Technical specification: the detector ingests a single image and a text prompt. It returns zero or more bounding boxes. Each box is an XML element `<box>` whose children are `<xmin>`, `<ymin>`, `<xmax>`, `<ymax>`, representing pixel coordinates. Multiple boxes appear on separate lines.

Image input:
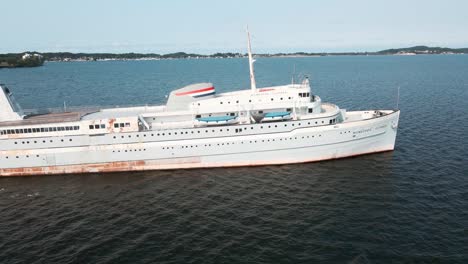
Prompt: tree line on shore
<box><xmin>1</xmin><ymin>46</ymin><xmax>467</xmax><ymax>68</ymax></box>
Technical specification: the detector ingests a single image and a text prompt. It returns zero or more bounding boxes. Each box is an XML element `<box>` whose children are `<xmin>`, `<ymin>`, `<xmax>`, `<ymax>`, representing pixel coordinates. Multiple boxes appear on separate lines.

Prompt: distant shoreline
<box><xmin>43</xmin><ymin>52</ymin><xmax>467</xmax><ymax>63</ymax></box>
<box><xmin>1</xmin><ymin>46</ymin><xmax>467</xmax><ymax>67</ymax></box>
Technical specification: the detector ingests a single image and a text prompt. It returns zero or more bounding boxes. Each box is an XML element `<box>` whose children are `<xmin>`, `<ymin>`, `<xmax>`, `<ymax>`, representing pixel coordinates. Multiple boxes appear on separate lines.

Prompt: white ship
<box><xmin>0</xmin><ymin>32</ymin><xmax>399</xmax><ymax>176</ymax></box>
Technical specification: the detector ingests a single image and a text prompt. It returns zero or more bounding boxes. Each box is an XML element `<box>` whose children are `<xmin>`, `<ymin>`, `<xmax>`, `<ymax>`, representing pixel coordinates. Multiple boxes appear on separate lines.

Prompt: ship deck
<box><xmin>0</xmin><ymin>112</ymin><xmax>84</xmax><ymax>127</ymax></box>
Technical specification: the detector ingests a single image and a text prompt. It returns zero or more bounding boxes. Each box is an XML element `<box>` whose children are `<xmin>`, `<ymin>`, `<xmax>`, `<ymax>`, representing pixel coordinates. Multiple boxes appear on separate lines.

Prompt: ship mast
<box><xmin>247</xmin><ymin>28</ymin><xmax>257</xmax><ymax>92</ymax></box>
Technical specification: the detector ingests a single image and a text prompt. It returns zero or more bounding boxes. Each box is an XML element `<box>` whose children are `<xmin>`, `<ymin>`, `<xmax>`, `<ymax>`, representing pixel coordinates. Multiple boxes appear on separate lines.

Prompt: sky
<box><xmin>1</xmin><ymin>0</ymin><xmax>467</xmax><ymax>54</ymax></box>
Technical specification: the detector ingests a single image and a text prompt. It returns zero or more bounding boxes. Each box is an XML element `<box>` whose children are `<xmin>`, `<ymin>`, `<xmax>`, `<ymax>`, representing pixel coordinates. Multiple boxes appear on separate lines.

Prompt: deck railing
<box><xmin>21</xmin><ymin>103</ymin><xmax>160</xmax><ymax>116</ymax></box>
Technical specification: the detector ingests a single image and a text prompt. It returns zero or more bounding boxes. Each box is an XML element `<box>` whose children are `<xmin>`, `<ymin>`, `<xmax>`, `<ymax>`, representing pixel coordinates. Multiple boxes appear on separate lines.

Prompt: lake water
<box><xmin>0</xmin><ymin>55</ymin><xmax>467</xmax><ymax>263</ymax></box>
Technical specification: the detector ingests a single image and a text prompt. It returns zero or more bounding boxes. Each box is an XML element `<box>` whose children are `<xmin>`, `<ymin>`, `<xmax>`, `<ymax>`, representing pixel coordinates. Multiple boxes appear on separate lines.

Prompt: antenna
<box><xmin>291</xmin><ymin>64</ymin><xmax>296</xmax><ymax>85</ymax></box>
<box><xmin>246</xmin><ymin>27</ymin><xmax>257</xmax><ymax>92</ymax></box>
<box><xmin>396</xmin><ymin>86</ymin><xmax>400</xmax><ymax>110</ymax></box>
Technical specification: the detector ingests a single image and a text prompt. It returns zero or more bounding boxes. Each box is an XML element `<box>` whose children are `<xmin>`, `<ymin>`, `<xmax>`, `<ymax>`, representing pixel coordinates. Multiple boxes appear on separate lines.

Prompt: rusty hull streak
<box><xmin>0</xmin><ymin>148</ymin><xmax>394</xmax><ymax>177</ymax></box>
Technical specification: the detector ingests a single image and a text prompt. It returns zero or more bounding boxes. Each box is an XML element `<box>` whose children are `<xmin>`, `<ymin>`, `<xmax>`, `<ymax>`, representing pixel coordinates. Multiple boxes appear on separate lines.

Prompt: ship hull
<box><xmin>0</xmin><ymin>110</ymin><xmax>399</xmax><ymax>177</ymax></box>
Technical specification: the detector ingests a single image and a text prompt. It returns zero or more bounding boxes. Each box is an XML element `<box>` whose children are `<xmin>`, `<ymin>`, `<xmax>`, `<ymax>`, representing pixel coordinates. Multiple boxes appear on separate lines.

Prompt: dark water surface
<box><xmin>1</xmin><ymin>56</ymin><xmax>467</xmax><ymax>263</ymax></box>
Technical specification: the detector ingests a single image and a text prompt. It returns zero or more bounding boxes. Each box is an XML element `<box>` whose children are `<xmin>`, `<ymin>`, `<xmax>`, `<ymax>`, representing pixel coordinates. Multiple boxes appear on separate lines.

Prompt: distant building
<box><xmin>22</xmin><ymin>53</ymin><xmax>32</xmax><ymax>60</ymax></box>
<box><xmin>22</xmin><ymin>53</ymin><xmax>43</xmax><ymax>60</ymax></box>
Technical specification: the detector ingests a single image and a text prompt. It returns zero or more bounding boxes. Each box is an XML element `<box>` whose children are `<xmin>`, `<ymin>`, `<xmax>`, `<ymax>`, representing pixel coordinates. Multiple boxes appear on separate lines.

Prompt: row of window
<box><xmin>299</xmin><ymin>92</ymin><xmax>310</xmax><ymax>97</ymax></box>
<box><xmin>212</xmin><ymin>97</ymin><xmax>296</xmax><ymax>106</ymax></box>
<box><xmin>113</xmin><ymin>122</ymin><xmax>131</xmax><ymax>128</ymax></box>
<box><xmin>14</xmin><ymin>138</ymin><xmax>73</xmax><ymax>145</ymax></box>
<box><xmin>162</xmin><ymin>134</ymin><xmax>324</xmax><ymax>150</ymax></box>
<box><xmin>2</xmin><ymin>154</ymin><xmax>40</xmax><ymax>159</ymax></box>
<box><xmin>1</xmin><ymin>126</ymin><xmax>80</xmax><ymax>135</ymax></box>
<box><xmin>112</xmin><ymin>149</ymin><xmax>146</xmax><ymax>153</ymax></box>
<box><xmin>89</xmin><ymin>124</ymin><xmax>106</xmax><ymax>130</ymax></box>
<box><xmin>89</xmin><ymin>122</ymin><xmax>131</xmax><ymax>130</ymax></box>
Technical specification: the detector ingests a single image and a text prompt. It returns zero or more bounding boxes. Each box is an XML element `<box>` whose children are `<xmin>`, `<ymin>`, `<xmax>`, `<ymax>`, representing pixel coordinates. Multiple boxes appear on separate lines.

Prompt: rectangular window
<box><xmin>119</xmin><ymin>123</ymin><xmax>124</xmax><ymax>128</ymax></box>
<box><xmin>65</xmin><ymin>127</ymin><xmax>70</xmax><ymax>131</ymax></box>
<box><xmin>15</xmin><ymin>129</ymin><xmax>20</xmax><ymax>134</ymax></box>
<box><xmin>195</xmin><ymin>114</ymin><xmax>201</xmax><ymax>118</ymax></box>
<box><xmin>100</xmin><ymin>124</ymin><xmax>105</xmax><ymax>129</ymax></box>
<box><xmin>125</xmin><ymin>123</ymin><xmax>130</xmax><ymax>127</ymax></box>
<box><xmin>94</xmin><ymin>124</ymin><xmax>100</xmax><ymax>129</ymax></box>
<box><xmin>52</xmin><ymin>127</ymin><xmax>57</xmax><ymax>132</ymax></box>
<box><xmin>114</xmin><ymin>123</ymin><xmax>119</xmax><ymax>128</ymax></box>
<box><xmin>308</xmin><ymin>108</ymin><xmax>313</xmax><ymax>113</ymax></box>
<box><xmin>74</xmin><ymin>126</ymin><xmax>79</xmax><ymax>130</ymax></box>
<box><xmin>45</xmin><ymin>128</ymin><xmax>49</xmax><ymax>132</ymax></box>
<box><xmin>89</xmin><ymin>125</ymin><xmax>94</xmax><ymax>129</ymax></box>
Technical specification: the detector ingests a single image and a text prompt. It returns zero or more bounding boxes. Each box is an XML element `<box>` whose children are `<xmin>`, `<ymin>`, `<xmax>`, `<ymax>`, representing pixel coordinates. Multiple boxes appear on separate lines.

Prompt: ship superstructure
<box><xmin>0</xmin><ymin>32</ymin><xmax>399</xmax><ymax>176</ymax></box>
